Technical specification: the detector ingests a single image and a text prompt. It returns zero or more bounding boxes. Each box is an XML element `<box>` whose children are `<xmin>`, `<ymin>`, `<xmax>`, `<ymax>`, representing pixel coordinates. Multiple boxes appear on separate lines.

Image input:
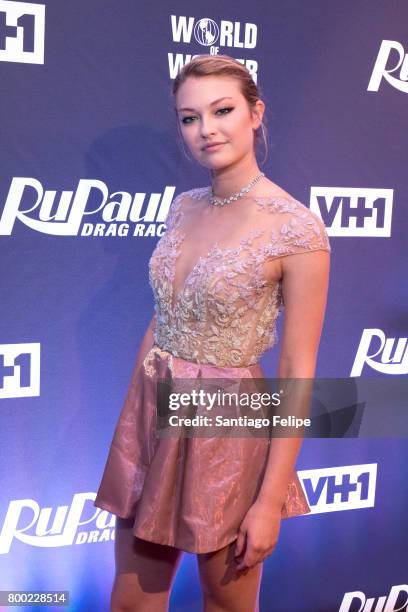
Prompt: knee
<box><xmin>200</xmin><ymin>568</ymin><xmax>261</xmax><ymax>612</ymax></box>
<box><xmin>110</xmin><ymin>590</ymin><xmax>137</xmax><ymax>612</ymax></box>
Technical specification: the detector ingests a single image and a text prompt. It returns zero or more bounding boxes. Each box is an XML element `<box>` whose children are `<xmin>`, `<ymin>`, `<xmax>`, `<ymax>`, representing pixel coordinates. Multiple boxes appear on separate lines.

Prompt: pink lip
<box><xmin>203</xmin><ymin>143</ymin><xmax>225</xmax><ymax>151</ymax></box>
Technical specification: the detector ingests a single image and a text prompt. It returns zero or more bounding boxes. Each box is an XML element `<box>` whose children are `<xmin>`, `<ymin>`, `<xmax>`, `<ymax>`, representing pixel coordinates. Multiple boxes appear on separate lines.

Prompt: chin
<box><xmin>199</xmin><ymin>155</ymin><xmax>233</xmax><ymax>170</ymax></box>
<box><xmin>204</xmin><ymin>162</ymin><xmax>229</xmax><ymax>172</ymax></box>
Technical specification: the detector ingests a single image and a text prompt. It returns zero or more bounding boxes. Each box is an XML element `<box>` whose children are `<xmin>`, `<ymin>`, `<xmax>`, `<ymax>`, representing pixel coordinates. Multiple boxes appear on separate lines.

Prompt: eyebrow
<box><xmin>177</xmin><ymin>96</ymin><xmax>234</xmax><ymax>112</ymax></box>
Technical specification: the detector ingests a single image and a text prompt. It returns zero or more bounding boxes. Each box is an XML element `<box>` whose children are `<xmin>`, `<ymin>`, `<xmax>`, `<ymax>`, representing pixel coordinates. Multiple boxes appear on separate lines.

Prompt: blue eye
<box><xmin>216</xmin><ymin>107</ymin><xmax>234</xmax><ymax>115</ymax></box>
<box><xmin>180</xmin><ymin>107</ymin><xmax>234</xmax><ymax>125</ymax></box>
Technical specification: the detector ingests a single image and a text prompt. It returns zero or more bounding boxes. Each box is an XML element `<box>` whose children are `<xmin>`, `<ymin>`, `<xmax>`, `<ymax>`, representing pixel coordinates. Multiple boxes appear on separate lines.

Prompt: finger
<box><xmin>234</xmin><ymin>531</ymin><xmax>245</xmax><ymax>557</ymax></box>
<box><xmin>236</xmin><ymin>545</ymin><xmax>273</xmax><ymax>570</ymax></box>
<box><xmin>251</xmin><ymin>547</ymin><xmax>275</xmax><ymax>567</ymax></box>
<box><xmin>236</xmin><ymin>547</ymin><xmax>257</xmax><ymax>571</ymax></box>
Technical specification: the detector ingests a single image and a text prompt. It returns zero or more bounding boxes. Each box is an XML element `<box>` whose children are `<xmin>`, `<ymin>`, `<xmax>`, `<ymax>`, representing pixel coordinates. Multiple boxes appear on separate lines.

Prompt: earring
<box><xmin>260</xmin><ymin>123</ymin><xmax>266</xmax><ymax>147</ymax></box>
<box><xmin>260</xmin><ymin>123</ymin><xmax>268</xmax><ymax>164</ymax></box>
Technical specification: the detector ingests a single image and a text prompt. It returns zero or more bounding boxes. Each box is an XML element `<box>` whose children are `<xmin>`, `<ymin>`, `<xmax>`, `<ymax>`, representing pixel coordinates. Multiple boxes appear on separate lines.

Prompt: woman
<box><xmin>94</xmin><ymin>54</ymin><xmax>331</xmax><ymax>611</ymax></box>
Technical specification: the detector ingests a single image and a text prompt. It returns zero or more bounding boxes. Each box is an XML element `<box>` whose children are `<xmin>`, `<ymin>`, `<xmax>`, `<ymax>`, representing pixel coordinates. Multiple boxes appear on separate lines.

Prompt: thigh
<box><xmin>197</xmin><ymin>540</ymin><xmax>263</xmax><ymax>612</ymax></box>
<box><xmin>112</xmin><ymin>516</ymin><xmax>183</xmax><ymax>612</ymax></box>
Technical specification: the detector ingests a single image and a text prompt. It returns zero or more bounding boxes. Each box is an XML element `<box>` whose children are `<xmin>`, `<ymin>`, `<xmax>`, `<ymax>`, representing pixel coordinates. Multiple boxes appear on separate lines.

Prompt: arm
<box><xmin>256</xmin><ymin>249</ymin><xmax>330</xmax><ymax>507</ymax></box>
<box><xmin>133</xmin><ymin>312</ymin><xmax>157</xmax><ymax>374</ymax></box>
<box><xmin>234</xmin><ymin>249</ymin><xmax>330</xmax><ymax>570</ymax></box>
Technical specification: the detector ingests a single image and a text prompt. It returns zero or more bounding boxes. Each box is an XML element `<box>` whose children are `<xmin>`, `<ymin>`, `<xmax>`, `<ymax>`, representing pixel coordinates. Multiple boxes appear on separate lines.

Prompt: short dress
<box><xmin>93</xmin><ymin>186</ymin><xmax>331</xmax><ymax>553</ymax></box>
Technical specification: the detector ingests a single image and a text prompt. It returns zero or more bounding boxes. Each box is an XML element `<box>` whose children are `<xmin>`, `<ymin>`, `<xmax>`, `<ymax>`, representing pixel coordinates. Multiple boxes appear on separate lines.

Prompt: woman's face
<box><xmin>175</xmin><ymin>75</ymin><xmax>264</xmax><ymax>170</ymax></box>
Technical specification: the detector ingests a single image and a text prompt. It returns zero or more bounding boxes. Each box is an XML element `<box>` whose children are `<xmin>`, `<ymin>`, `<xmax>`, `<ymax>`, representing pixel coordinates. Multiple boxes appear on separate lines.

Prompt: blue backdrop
<box><xmin>1</xmin><ymin>1</ymin><xmax>407</xmax><ymax>610</ymax></box>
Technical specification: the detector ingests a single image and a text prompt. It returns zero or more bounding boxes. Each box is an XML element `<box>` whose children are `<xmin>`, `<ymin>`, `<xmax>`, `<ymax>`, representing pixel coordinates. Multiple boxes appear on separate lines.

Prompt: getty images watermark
<box><xmin>165</xmin><ymin>385</ymin><xmax>309</xmax><ymax>431</ymax></box>
<box><xmin>155</xmin><ymin>376</ymin><xmax>408</xmax><ymax>438</ymax></box>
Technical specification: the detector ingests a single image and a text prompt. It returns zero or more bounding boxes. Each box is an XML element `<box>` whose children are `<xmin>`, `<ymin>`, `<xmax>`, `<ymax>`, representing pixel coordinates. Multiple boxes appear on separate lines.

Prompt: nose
<box><xmin>199</xmin><ymin>113</ymin><xmax>217</xmax><ymax>138</ymax></box>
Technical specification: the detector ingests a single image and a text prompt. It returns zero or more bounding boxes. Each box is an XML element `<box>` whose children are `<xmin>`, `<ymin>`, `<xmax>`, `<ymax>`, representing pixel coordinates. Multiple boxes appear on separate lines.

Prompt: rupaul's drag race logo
<box><xmin>0</xmin><ymin>178</ymin><xmax>175</xmax><ymax>237</ymax></box>
<box><xmin>339</xmin><ymin>584</ymin><xmax>408</xmax><ymax>612</ymax></box>
<box><xmin>351</xmin><ymin>329</ymin><xmax>408</xmax><ymax>376</ymax></box>
<box><xmin>168</xmin><ymin>15</ymin><xmax>259</xmax><ymax>82</ymax></box>
<box><xmin>0</xmin><ymin>493</ymin><xmax>114</xmax><ymax>554</ymax></box>
<box><xmin>368</xmin><ymin>39</ymin><xmax>408</xmax><ymax>93</ymax></box>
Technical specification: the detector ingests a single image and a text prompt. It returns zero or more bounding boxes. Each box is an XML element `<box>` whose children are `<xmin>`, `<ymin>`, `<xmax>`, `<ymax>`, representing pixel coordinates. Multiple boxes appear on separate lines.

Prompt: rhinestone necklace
<box><xmin>209</xmin><ymin>172</ymin><xmax>265</xmax><ymax>206</ymax></box>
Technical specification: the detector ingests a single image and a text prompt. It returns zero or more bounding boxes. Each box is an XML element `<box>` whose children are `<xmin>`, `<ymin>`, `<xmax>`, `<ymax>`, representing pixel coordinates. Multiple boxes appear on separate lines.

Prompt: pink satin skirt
<box><xmin>93</xmin><ymin>345</ymin><xmax>311</xmax><ymax>553</ymax></box>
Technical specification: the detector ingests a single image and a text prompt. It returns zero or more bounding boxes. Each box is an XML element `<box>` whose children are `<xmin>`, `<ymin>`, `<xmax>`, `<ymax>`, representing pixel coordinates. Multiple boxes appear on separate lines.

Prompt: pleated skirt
<box><xmin>93</xmin><ymin>344</ymin><xmax>311</xmax><ymax>553</ymax></box>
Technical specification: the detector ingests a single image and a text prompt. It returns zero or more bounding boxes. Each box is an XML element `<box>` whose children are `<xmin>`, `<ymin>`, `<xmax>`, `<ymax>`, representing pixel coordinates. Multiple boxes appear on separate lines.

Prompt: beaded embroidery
<box><xmin>148</xmin><ymin>187</ymin><xmax>331</xmax><ymax>367</ymax></box>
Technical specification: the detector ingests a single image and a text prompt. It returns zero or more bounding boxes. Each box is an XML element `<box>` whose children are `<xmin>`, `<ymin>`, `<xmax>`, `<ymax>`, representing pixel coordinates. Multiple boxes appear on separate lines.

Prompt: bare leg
<box><xmin>197</xmin><ymin>539</ymin><xmax>263</xmax><ymax>612</ymax></box>
<box><xmin>111</xmin><ymin>517</ymin><xmax>183</xmax><ymax>612</ymax></box>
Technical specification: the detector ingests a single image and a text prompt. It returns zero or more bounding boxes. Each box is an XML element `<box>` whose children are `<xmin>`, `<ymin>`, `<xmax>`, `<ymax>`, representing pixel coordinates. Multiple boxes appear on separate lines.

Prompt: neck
<box><xmin>210</xmin><ymin>155</ymin><xmax>263</xmax><ymax>198</ymax></box>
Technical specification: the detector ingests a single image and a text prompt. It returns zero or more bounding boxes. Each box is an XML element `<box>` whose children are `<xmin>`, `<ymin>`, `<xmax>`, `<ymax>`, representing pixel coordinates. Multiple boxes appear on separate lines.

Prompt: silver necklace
<box><xmin>210</xmin><ymin>172</ymin><xmax>265</xmax><ymax>206</ymax></box>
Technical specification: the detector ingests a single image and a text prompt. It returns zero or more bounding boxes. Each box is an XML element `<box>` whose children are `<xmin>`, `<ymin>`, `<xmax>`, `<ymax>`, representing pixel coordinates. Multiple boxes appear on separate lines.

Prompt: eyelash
<box><xmin>180</xmin><ymin>107</ymin><xmax>234</xmax><ymax>125</ymax></box>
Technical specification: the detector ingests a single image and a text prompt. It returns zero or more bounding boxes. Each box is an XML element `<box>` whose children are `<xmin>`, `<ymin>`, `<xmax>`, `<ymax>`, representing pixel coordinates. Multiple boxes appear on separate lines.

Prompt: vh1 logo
<box><xmin>310</xmin><ymin>187</ymin><xmax>393</xmax><ymax>237</ymax></box>
<box><xmin>0</xmin><ymin>343</ymin><xmax>40</xmax><ymax>398</ymax></box>
<box><xmin>298</xmin><ymin>463</ymin><xmax>377</xmax><ymax>513</ymax></box>
<box><xmin>0</xmin><ymin>1</ymin><xmax>45</xmax><ymax>64</ymax></box>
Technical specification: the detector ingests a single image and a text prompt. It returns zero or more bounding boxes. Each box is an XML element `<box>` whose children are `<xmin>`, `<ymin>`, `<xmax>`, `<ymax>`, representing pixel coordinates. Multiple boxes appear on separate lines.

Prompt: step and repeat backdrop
<box><xmin>1</xmin><ymin>1</ymin><xmax>407</xmax><ymax>610</ymax></box>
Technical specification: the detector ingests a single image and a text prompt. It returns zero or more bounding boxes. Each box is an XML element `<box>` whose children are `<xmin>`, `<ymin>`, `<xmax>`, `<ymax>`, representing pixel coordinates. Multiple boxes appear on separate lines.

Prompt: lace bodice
<box><xmin>148</xmin><ymin>186</ymin><xmax>331</xmax><ymax>367</ymax></box>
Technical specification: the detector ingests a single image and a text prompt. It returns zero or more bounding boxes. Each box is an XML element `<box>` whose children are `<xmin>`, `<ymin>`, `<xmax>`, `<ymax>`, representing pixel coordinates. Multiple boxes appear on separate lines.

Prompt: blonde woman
<box><xmin>94</xmin><ymin>54</ymin><xmax>331</xmax><ymax>611</ymax></box>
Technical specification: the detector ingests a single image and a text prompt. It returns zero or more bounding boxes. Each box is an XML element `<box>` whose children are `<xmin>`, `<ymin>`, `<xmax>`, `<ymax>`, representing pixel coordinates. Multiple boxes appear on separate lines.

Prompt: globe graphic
<box><xmin>194</xmin><ymin>18</ymin><xmax>219</xmax><ymax>46</ymax></box>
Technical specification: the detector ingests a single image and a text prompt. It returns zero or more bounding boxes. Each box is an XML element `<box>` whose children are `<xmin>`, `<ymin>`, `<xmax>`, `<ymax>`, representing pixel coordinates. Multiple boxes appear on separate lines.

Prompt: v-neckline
<box><xmin>165</xmin><ymin>190</ymin><xmax>297</xmax><ymax>314</ymax></box>
<box><xmin>169</xmin><ymin>228</ymin><xmax>216</xmax><ymax>312</ymax></box>
<box><xmin>168</xmin><ymin>226</ymin><xmax>265</xmax><ymax>313</ymax></box>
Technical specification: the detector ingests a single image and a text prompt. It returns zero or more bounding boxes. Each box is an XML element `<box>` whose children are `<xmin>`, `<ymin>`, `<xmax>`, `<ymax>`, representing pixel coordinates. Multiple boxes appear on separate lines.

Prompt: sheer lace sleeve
<box><xmin>265</xmin><ymin>203</ymin><xmax>331</xmax><ymax>260</ymax></box>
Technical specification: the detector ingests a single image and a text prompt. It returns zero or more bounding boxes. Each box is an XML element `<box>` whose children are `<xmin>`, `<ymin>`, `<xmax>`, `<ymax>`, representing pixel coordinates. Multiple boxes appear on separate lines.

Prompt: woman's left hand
<box><xmin>234</xmin><ymin>499</ymin><xmax>282</xmax><ymax>571</ymax></box>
